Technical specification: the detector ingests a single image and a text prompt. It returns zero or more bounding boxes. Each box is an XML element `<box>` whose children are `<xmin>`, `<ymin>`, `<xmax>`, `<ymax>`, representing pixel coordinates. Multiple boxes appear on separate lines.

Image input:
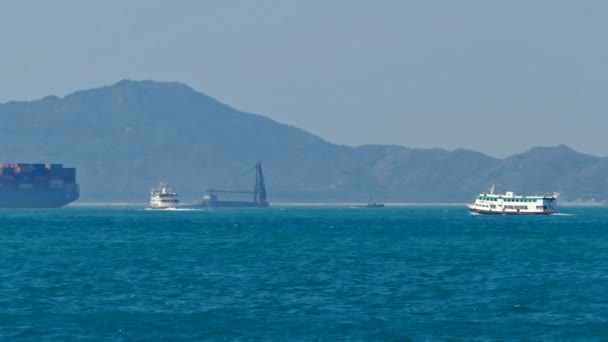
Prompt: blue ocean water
<box><xmin>1</xmin><ymin>206</ymin><xmax>608</xmax><ymax>340</ymax></box>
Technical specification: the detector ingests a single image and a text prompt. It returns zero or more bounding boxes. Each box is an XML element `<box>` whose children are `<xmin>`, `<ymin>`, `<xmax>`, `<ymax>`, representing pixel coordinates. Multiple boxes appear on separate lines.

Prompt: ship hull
<box><xmin>358</xmin><ymin>203</ymin><xmax>385</xmax><ymax>208</ymax></box>
<box><xmin>180</xmin><ymin>201</ymin><xmax>269</xmax><ymax>209</ymax></box>
<box><xmin>149</xmin><ymin>205</ymin><xmax>179</xmax><ymax>209</ymax></box>
<box><xmin>206</xmin><ymin>201</ymin><xmax>269</xmax><ymax>208</ymax></box>
<box><xmin>468</xmin><ymin>206</ymin><xmax>555</xmax><ymax>215</ymax></box>
<box><xmin>0</xmin><ymin>189</ymin><xmax>79</xmax><ymax>208</ymax></box>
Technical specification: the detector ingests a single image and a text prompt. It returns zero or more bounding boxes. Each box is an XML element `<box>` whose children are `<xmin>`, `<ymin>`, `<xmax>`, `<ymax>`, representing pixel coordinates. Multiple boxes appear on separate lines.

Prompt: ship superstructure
<box><xmin>468</xmin><ymin>185</ymin><xmax>558</xmax><ymax>215</ymax></box>
<box><xmin>150</xmin><ymin>182</ymin><xmax>180</xmax><ymax>209</ymax></box>
<box><xmin>0</xmin><ymin>163</ymin><xmax>79</xmax><ymax>208</ymax></box>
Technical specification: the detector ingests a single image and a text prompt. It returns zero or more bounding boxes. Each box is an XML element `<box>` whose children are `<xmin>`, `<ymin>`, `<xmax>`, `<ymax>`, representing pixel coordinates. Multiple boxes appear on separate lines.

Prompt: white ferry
<box><xmin>468</xmin><ymin>185</ymin><xmax>558</xmax><ymax>215</ymax></box>
<box><xmin>150</xmin><ymin>182</ymin><xmax>180</xmax><ymax>209</ymax></box>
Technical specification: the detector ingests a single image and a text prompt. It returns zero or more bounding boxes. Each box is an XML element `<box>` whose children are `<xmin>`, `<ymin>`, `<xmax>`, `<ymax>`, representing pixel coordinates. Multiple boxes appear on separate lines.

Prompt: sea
<box><xmin>1</xmin><ymin>206</ymin><xmax>608</xmax><ymax>340</ymax></box>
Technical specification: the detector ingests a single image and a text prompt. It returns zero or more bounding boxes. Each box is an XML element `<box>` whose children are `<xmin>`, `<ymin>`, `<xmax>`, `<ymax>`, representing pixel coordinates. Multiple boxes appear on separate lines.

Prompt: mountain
<box><xmin>0</xmin><ymin>80</ymin><xmax>606</xmax><ymax>203</ymax></box>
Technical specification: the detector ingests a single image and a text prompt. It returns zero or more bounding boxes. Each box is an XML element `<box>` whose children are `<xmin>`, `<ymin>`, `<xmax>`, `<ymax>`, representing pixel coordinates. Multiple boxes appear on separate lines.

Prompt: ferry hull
<box><xmin>149</xmin><ymin>205</ymin><xmax>179</xmax><ymax>210</ymax></box>
<box><xmin>468</xmin><ymin>207</ymin><xmax>555</xmax><ymax>215</ymax></box>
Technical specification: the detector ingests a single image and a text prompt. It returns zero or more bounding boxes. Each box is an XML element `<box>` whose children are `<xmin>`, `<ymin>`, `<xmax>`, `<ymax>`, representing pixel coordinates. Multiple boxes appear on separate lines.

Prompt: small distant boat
<box><xmin>363</xmin><ymin>201</ymin><xmax>385</xmax><ymax>208</ymax></box>
<box><xmin>359</xmin><ymin>193</ymin><xmax>385</xmax><ymax>208</ymax></box>
<box><xmin>468</xmin><ymin>185</ymin><xmax>558</xmax><ymax>215</ymax></box>
<box><xmin>150</xmin><ymin>182</ymin><xmax>180</xmax><ymax>209</ymax></box>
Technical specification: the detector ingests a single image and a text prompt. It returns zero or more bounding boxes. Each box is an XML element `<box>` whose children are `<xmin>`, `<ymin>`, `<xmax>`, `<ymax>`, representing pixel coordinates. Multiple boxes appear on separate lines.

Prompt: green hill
<box><xmin>1</xmin><ymin>80</ymin><xmax>606</xmax><ymax>203</ymax></box>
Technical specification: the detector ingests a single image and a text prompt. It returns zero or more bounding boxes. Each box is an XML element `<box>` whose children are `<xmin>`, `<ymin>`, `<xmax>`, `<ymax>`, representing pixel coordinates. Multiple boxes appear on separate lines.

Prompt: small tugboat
<box><xmin>468</xmin><ymin>185</ymin><xmax>558</xmax><ymax>215</ymax></box>
<box><xmin>150</xmin><ymin>182</ymin><xmax>180</xmax><ymax>209</ymax></box>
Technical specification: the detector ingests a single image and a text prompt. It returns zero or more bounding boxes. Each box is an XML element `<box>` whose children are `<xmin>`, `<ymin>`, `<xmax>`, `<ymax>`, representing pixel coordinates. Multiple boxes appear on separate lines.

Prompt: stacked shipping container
<box><xmin>0</xmin><ymin>163</ymin><xmax>79</xmax><ymax>207</ymax></box>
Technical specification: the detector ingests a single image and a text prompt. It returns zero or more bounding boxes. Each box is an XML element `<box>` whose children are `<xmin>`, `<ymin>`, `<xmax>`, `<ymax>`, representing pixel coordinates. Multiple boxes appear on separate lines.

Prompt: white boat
<box><xmin>468</xmin><ymin>185</ymin><xmax>558</xmax><ymax>215</ymax></box>
<box><xmin>358</xmin><ymin>193</ymin><xmax>385</xmax><ymax>208</ymax></box>
<box><xmin>150</xmin><ymin>182</ymin><xmax>180</xmax><ymax>209</ymax></box>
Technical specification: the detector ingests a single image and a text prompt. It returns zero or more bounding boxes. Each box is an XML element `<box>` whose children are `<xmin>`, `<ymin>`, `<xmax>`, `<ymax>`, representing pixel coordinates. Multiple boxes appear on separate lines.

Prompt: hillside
<box><xmin>0</xmin><ymin>80</ymin><xmax>606</xmax><ymax>203</ymax></box>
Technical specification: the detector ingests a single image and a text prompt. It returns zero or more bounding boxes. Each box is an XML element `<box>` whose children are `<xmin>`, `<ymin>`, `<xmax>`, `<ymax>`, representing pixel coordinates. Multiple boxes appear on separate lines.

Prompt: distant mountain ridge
<box><xmin>1</xmin><ymin>80</ymin><xmax>607</xmax><ymax>203</ymax></box>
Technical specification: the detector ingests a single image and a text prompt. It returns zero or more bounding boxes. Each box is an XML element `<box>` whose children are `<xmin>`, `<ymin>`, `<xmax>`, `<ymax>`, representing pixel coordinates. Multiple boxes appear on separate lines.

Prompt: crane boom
<box><xmin>206</xmin><ymin>189</ymin><xmax>255</xmax><ymax>194</ymax></box>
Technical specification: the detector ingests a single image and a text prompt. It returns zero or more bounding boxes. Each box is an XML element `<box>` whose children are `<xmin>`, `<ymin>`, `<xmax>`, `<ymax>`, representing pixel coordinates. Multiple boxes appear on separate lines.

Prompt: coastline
<box><xmin>69</xmin><ymin>201</ymin><xmax>607</xmax><ymax>208</ymax></box>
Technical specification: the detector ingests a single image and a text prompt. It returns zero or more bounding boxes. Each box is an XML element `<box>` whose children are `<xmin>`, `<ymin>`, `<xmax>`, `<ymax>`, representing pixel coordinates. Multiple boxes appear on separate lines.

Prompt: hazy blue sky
<box><xmin>1</xmin><ymin>1</ymin><xmax>607</xmax><ymax>157</ymax></box>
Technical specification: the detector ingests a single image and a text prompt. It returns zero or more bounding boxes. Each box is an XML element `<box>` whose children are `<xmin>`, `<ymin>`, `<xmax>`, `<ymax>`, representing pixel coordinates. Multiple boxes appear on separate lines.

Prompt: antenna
<box><xmin>490</xmin><ymin>184</ymin><xmax>495</xmax><ymax>195</ymax></box>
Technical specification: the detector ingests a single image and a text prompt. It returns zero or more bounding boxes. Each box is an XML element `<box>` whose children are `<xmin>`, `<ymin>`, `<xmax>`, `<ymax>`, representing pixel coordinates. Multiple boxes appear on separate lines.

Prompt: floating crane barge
<box><xmin>186</xmin><ymin>162</ymin><xmax>269</xmax><ymax>208</ymax></box>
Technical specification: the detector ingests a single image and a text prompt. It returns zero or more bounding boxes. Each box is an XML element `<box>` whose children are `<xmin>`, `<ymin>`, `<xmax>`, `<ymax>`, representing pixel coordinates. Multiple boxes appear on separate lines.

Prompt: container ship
<box><xmin>0</xmin><ymin>163</ymin><xmax>79</xmax><ymax>208</ymax></box>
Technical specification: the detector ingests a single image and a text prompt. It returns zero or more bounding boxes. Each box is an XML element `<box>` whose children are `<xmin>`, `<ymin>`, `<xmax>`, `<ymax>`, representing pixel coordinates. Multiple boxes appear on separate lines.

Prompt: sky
<box><xmin>0</xmin><ymin>0</ymin><xmax>607</xmax><ymax>158</ymax></box>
